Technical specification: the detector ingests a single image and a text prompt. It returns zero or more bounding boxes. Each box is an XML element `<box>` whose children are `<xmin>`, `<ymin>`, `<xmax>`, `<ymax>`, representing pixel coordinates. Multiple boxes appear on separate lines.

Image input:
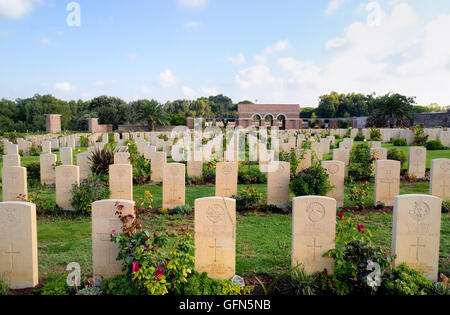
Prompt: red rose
<box><xmin>338</xmin><ymin>212</ymin><xmax>344</xmax><ymax>219</ymax></box>
<box><xmin>357</xmin><ymin>223</ymin><xmax>364</xmax><ymax>232</ymax></box>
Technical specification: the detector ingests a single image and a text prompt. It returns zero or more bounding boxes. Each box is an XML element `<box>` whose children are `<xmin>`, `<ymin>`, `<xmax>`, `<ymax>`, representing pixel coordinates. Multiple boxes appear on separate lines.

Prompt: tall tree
<box><xmin>132</xmin><ymin>99</ymin><xmax>168</xmax><ymax>131</ymax></box>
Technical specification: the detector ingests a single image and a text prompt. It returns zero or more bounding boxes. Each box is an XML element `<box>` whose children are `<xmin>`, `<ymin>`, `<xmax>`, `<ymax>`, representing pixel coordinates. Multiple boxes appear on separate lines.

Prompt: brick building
<box><xmin>237</xmin><ymin>104</ymin><xmax>302</xmax><ymax>130</ymax></box>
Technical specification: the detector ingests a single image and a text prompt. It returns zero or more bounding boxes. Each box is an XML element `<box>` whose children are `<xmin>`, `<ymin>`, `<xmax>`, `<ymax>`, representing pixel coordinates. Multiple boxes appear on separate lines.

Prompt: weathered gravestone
<box><xmin>194</xmin><ymin>197</ymin><xmax>236</xmax><ymax>280</ymax></box>
<box><xmin>430</xmin><ymin>159</ymin><xmax>450</xmax><ymax>200</ymax></box>
<box><xmin>322</xmin><ymin>160</ymin><xmax>345</xmax><ymax>207</ymax></box>
<box><xmin>77</xmin><ymin>153</ymin><xmax>91</xmax><ymax>181</ymax></box>
<box><xmin>267</xmin><ymin>162</ymin><xmax>290</xmax><ymax>207</ymax></box>
<box><xmin>215</xmin><ymin>162</ymin><xmax>238</xmax><ymax>198</ymax></box>
<box><xmin>40</xmin><ymin>153</ymin><xmax>57</xmax><ymax>185</ymax></box>
<box><xmin>2</xmin><ymin>166</ymin><xmax>27</xmax><ymax>202</ymax></box>
<box><xmin>296</xmin><ymin>149</ymin><xmax>312</xmax><ymax>172</ymax></box>
<box><xmin>60</xmin><ymin>147</ymin><xmax>73</xmax><ymax>165</ymax></box>
<box><xmin>371</xmin><ymin>148</ymin><xmax>387</xmax><ymax>161</ymax></box>
<box><xmin>2</xmin><ymin>154</ymin><xmax>20</xmax><ymax>167</ymax></box>
<box><xmin>42</xmin><ymin>141</ymin><xmax>52</xmax><ymax>154</ymax></box>
<box><xmin>7</xmin><ymin>143</ymin><xmax>18</xmax><ymax>155</ymax></box>
<box><xmin>150</xmin><ymin>151</ymin><xmax>166</xmax><ymax>182</ymax></box>
<box><xmin>163</xmin><ymin>163</ymin><xmax>185</xmax><ymax>209</ymax></box>
<box><xmin>55</xmin><ymin>165</ymin><xmax>80</xmax><ymax>210</ymax></box>
<box><xmin>0</xmin><ymin>202</ymin><xmax>38</xmax><ymax>289</ymax></box>
<box><xmin>292</xmin><ymin>196</ymin><xmax>336</xmax><ymax>274</ymax></box>
<box><xmin>392</xmin><ymin>194</ymin><xmax>442</xmax><ymax>282</ymax></box>
<box><xmin>187</xmin><ymin>157</ymin><xmax>203</xmax><ymax>179</ymax></box>
<box><xmin>374</xmin><ymin>160</ymin><xmax>400</xmax><ymax>206</ymax></box>
<box><xmin>109</xmin><ymin>164</ymin><xmax>133</xmax><ymax>200</ymax></box>
<box><xmin>114</xmin><ymin>152</ymin><xmax>130</xmax><ymax>164</ymax></box>
<box><xmin>408</xmin><ymin>147</ymin><xmax>426</xmax><ymax>179</ymax></box>
<box><xmin>92</xmin><ymin>199</ymin><xmax>135</xmax><ymax>280</ymax></box>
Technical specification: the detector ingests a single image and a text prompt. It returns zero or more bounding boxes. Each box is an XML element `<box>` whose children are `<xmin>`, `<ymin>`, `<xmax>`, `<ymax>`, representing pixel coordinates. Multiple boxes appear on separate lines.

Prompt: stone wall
<box><xmin>414</xmin><ymin>112</ymin><xmax>450</xmax><ymax>127</ymax></box>
<box><xmin>88</xmin><ymin>118</ymin><xmax>113</xmax><ymax>133</ymax></box>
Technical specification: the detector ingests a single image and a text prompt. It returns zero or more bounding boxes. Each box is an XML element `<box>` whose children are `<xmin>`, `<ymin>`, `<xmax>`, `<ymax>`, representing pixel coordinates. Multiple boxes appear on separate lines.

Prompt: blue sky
<box><xmin>1</xmin><ymin>0</ymin><xmax>450</xmax><ymax>107</ymax></box>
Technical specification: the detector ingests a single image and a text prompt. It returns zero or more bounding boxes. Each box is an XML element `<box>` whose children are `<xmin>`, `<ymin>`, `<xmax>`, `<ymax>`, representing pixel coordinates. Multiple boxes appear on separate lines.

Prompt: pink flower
<box><xmin>357</xmin><ymin>223</ymin><xmax>364</xmax><ymax>232</ymax></box>
<box><xmin>132</xmin><ymin>262</ymin><xmax>141</xmax><ymax>273</ymax></box>
<box><xmin>247</xmin><ymin>186</ymin><xmax>250</xmax><ymax>190</ymax></box>
<box><xmin>155</xmin><ymin>266</ymin><xmax>165</xmax><ymax>277</ymax></box>
<box><xmin>110</xmin><ymin>229</ymin><xmax>116</xmax><ymax>237</ymax></box>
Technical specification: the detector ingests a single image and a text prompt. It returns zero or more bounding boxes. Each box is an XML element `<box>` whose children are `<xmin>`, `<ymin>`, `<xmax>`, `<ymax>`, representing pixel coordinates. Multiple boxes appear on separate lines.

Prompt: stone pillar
<box><xmin>45</xmin><ymin>115</ymin><xmax>62</xmax><ymax>134</ymax></box>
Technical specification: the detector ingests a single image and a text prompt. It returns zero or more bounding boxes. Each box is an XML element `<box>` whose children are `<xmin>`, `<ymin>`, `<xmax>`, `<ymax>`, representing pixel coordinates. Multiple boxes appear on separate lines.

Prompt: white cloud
<box><xmin>200</xmin><ymin>87</ymin><xmax>218</xmax><ymax>96</ymax></box>
<box><xmin>0</xmin><ymin>0</ymin><xmax>40</xmax><ymax>19</ymax></box>
<box><xmin>183</xmin><ymin>21</ymin><xmax>202</xmax><ymax>29</ymax></box>
<box><xmin>54</xmin><ymin>82</ymin><xmax>74</xmax><ymax>93</ymax></box>
<box><xmin>264</xmin><ymin>40</ymin><xmax>290</xmax><ymax>55</ymax></box>
<box><xmin>179</xmin><ymin>0</ymin><xmax>208</xmax><ymax>8</ymax></box>
<box><xmin>182</xmin><ymin>86</ymin><xmax>196</xmax><ymax>98</ymax></box>
<box><xmin>235</xmin><ymin>65</ymin><xmax>277</xmax><ymax>89</ymax></box>
<box><xmin>158</xmin><ymin>70</ymin><xmax>178</xmax><ymax>88</ymax></box>
<box><xmin>326</xmin><ymin>0</ymin><xmax>346</xmax><ymax>15</ymax></box>
<box><xmin>234</xmin><ymin>3</ymin><xmax>450</xmax><ymax>106</ymax></box>
<box><xmin>228</xmin><ymin>53</ymin><xmax>246</xmax><ymax>65</ymax></box>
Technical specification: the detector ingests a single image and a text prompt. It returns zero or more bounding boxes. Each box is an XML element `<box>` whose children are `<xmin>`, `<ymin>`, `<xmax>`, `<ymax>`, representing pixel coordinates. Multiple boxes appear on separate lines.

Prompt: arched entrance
<box><xmin>264</xmin><ymin>114</ymin><xmax>274</xmax><ymax>127</ymax></box>
<box><xmin>252</xmin><ymin>114</ymin><xmax>263</xmax><ymax>127</ymax></box>
<box><xmin>277</xmin><ymin>114</ymin><xmax>286</xmax><ymax>130</ymax></box>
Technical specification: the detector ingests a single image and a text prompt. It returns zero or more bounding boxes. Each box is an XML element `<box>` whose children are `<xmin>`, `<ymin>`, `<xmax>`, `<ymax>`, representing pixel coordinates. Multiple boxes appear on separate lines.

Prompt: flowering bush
<box><xmin>346</xmin><ymin>177</ymin><xmax>371</xmax><ymax>209</ymax></box>
<box><xmin>412</xmin><ymin>125</ymin><xmax>429</xmax><ymax>146</ymax></box>
<box><xmin>382</xmin><ymin>263</ymin><xmax>434</xmax><ymax>295</ymax></box>
<box><xmin>111</xmin><ymin>202</ymin><xmax>195</xmax><ymax>295</ymax></box>
<box><xmin>238</xmin><ymin>166</ymin><xmax>266</xmax><ymax>184</ymax></box>
<box><xmin>135</xmin><ymin>191</ymin><xmax>153</xmax><ymax>211</ymax></box>
<box><xmin>234</xmin><ymin>186</ymin><xmax>263</xmax><ymax>212</ymax></box>
<box><xmin>370</xmin><ymin>128</ymin><xmax>381</xmax><ymax>141</ymax></box>
<box><xmin>348</xmin><ymin>142</ymin><xmax>374</xmax><ymax>180</ymax></box>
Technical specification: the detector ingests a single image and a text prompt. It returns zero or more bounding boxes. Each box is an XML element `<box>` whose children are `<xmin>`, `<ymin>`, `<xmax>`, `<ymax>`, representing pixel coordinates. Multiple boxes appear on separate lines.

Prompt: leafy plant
<box><xmin>354</xmin><ymin>134</ymin><xmax>365</xmax><ymax>141</ymax></box>
<box><xmin>26</xmin><ymin>190</ymin><xmax>54</xmax><ymax>214</ymax></box>
<box><xmin>233</xmin><ymin>186</ymin><xmax>263</xmax><ymax>212</ymax></box>
<box><xmin>180</xmin><ymin>272</ymin><xmax>252</xmax><ymax>295</ymax></box>
<box><xmin>281</xmin><ymin>268</ymin><xmax>319</xmax><ymax>295</ymax></box>
<box><xmin>25</xmin><ymin>162</ymin><xmax>41</xmax><ymax>188</ymax></box>
<box><xmin>382</xmin><ymin>263</ymin><xmax>434</xmax><ymax>295</ymax></box>
<box><xmin>412</xmin><ymin>125</ymin><xmax>428</xmax><ymax>146</ymax></box>
<box><xmin>434</xmin><ymin>274</ymin><xmax>449</xmax><ymax>295</ymax></box>
<box><xmin>346</xmin><ymin>177</ymin><xmax>371</xmax><ymax>209</ymax></box>
<box><xmin>35</xmin><ymin>274</ymin><xmax>75</xmax><ymax>296</ymax></box>
<box><xmin>256</xmin><ymin>264</ymin><xmax>301</xmax><ymax>295</ymax></box>
<box><xmin>71</xmin><ymin>177</ymin><xmax>111</xmax><ymax>215</ymax></box>
<box><xmin>238</xmin><ymin>166</ymin><xmax>266</xmax><ymax>184</ymax></box>
<box><xmin>111</xmin><ymin>202</ymin><xmax>195</xmax><ymax>295</ymax></box>
<box><xmin>348</xmin><ymin>142</ymin><xmax>373</xmax><ymax>180</ymax></box>
<box><xmin>135</xmin><ymin>191</ymin><xmax>153</xmax><ymax>211</ymax></box>
<box><xmin>426</xmin><ymin>140</ymin><xmax>444</xmax><ymax>151</ymax></box>
<box><xmin>76</xmin><ymin>287</ymin><xmax>103</xmax><ymax>295</ymax></box>
<box><xmin>101</xmin><ymin>275</ymin><xmax>143</xmax><ymax>295</ymax></box>
<box><xmin>0</xmin><ymin>276</ymin><xmax>8</xmax><ymax>295</ymax></box>
<box><xmin>290</xmin><ymin>164</ymin><xmax>333</xmax><ymax>197</ymax></box>
<box><xmin>370</xmin><ymin>128</ymin><xmax>381</xmax><ymax>141</ymax></box>
<box><xmin>89</xmin><ymin>146</ymin><xmax>115</xmax><ymax>176</ymax></box>
<box><xmin>80</xmin><ymin>136</ymin><xmax>89</xmax><ymax>147</ymax></box>
<box><xmin>392</xmin><ymin>138</ymin><xmax>407</xmax><ymax>146</ymax></box>
<box><xmin>387</xmin><ymin>148</ymin><xmax>407</xmax><ymax>167</ymax></box>
<box><xmin>442</xmin><ymin>200</ymin><xmax>450</xmax><ymax>214</ymax></box>
<box><xmin>170</xmin><ymin>205</ymin><xmax>193</xmax><ymax>215</ymax></box>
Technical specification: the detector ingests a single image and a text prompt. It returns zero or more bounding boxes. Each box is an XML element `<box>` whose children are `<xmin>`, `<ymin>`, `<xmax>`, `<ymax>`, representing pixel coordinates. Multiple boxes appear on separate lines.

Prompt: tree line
<box><xmin>0</xmin><ymin>91</ymin><xmax>441</xmax><ymax>133</ymax></box>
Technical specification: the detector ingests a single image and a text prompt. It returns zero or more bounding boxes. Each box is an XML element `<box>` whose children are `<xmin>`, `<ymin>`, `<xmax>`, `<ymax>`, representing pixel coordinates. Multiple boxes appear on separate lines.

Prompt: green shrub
<box><xmin>392</xmin><ymin>138</ymin><xmax>407</xmax><ymax>146</ymax></box>
<box><xmin>71</xmin><ymin>177</ymin><xmax>111</xmax><ymax>215</ymax></box>
<box><xmin>348</xmin><ymin>142</ymin><xmax>374</xmax><ymax>180</ymax></box>
<box><xmin>35</xmin><ymin>274</ymin><xmax>75</xmax><ymax>296</ymax></box>
<box><xmin>234</xmin><ymin>186</ymin><xmax>263</xmax><ymax>212</ymax></box>
<box><xmin>170</xmin><ymin>205</ymin><xmax>193</xmax><ymax>215</ymax></box>
<box><xmin>387</xmin><ymin>148</ymin><xmax>407</xmax><ymax>167</ymax></box>
<box><xmin>80</xmin><ymin>136</ymin><xmax>89</xmax><ymax>147</ymax></box>
<box><xmin>111</xmin><ymin>206</ymin><xmax>195</xmax><ymax>295</ymax></box>
<box><xmin>354</xmin><ymin>134</ymin><xmax>365</xmax><ymax>141</ymax></box>
<box><xmin>442</xmin><ymin>200</ymin><xmax>450</xmax><ymax>214</ymax></box>
<box><xmin>412</xmin><ymin>125</ymin><xmax>428</xmax><ymax>146</ymax></box>
<box><xmin>370</xmin><ymin>128</ymin><xmax>381</xmax><ymax>141</ymax></box>
<box><xmin>316</xmin><ymin>272</ymin><xmax>352</xmax><ymax>295</ymax></box>
<box><xmin>382</xmin><ymin>263</ymin><xmax>434</xmax><ymax>295</ymax></box>
<box><xmin>259</xmin><ymin>204</ymin><xmax>288</xmax><ymax>214</ymax></box>
<box><xmin>238</xmin><ymin>166</ymin><xmax>266</xmax><ymax>184</ymax></box>
<box><xmin>281</xmin><ymin>268</ymin><xmax>318</xmax><ymax>295</ymax></box>
<box><xmin>290</xmin><ymin>164</ymin><xmax>333</xmax><ymax>197</ymax></box>
<box><xmin>180</xmin><ymin>272</ymin><xmax>253</xmax><ymax>295</ymax></box>
<box><xmin>30</xmin><ymin>146</ymin><xmax>41</xmax><ymax>156</ymax></box>
<box><xmin>346</xmin><ymin>177</ymin><xmax>371</xmax><ymax>209</ymax></box>
<box><xmin>101</xmin><ymin>275</ymin><xmax>143</xmax><ymax>295</ymax></box>
<box><xmin>426</xmin><ymin>140</ymin><xmax>444</xmax><ymax>150</ymax></box>
<box><xmin>25</xmin><ymin>162</ymin><xmax>41</xmax><ymax>188</ymax></box>
<box><xmin>0</xmin><ymin>276</ymin><xmax>8</xmax><ymax>295</ymax></box>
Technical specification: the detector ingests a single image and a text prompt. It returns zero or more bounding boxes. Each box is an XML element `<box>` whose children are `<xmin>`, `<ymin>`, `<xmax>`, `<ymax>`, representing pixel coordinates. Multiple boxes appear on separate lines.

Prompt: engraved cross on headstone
<box><xmin>380</xmin><ymin>169</ymin><xmax>397</xmax><ymax>199</ymax></box>
<box><xmin>4</xmin><ymin>242</ymin><xmax>20</xmax><ymax>272</ymax></box>
<box><xmin>307</xmin><ymin>237</ymin><xmax>322</xmax><ymax>262</ymax></box>
<box><xmin>209</xmin><ymin>239</ymin><xmax>223</xmax><ymax>263</ymax></box>
<box><xmin>410</xmin><ymin>237</ymin><xmax>426</xmax><ymax>261</ymax></box>
<box><xmin>441</xmin><ymin>181</ymin><xmax>450</xmax><ymax>196</ymax></box>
